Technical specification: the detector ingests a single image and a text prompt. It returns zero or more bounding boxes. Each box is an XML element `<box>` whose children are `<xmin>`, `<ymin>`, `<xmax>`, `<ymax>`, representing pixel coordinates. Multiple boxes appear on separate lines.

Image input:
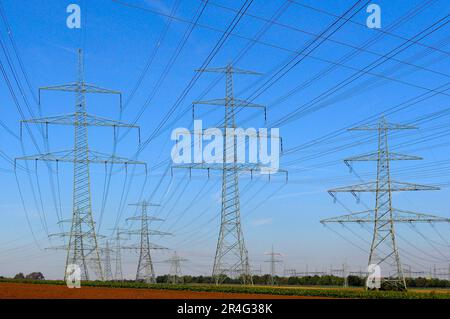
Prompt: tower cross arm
<box><xmin>193</xmin><ymin>98</ymin><xmax>265</xmax><ymax>109</ymax></box>
<box><xmin>328</xmin><ymin>181</ymin><xmax>440</xmax><ymax>193</ymax></box>
<box><xmin>349</xmin><ymin>120</ymin><xmax>417</xmax><ymax>131</ymax></box>
<box><xmin>39</xmin><ymin>83</ymin><xmax>121</xmax><ymax>95</ymax></box>
<box><xmin>85</xmin><ymin>150</ymin><xmax>146</xmax><ymax>166</ymax></box>
<box><xmin>264</xmin><ymin>259</ymin><xmax>283</xmax><ymax>263</ymax></box>
<box><xmin>344</xmin><ymin>152</ymin><xmax>423</xmax><ymax>162</ymax></box>
<box><xmin>320</xmin><ymin>209</ymin><xmax>450</xmax><ymax>223</ymax></box>
<box><xmin>123</xmin><ymin>229</ymin><xmax>172</xmax><ymax>236</ymax></box>
<box><xmin>180</xmin><ymin>127</ymin><xmax>281</xmax><ymax>139</ymax></box>
<box><xmin>128</xmin><ymin>202</ymin><xmax>160</xmax><ymax>208</ymax></box>
<box><xmin>121</xmin><ymin>243</ymin><xmax>169</xmax><ymax>250</ymax></box>
<box><xmin>162</xmin><ymin>257</ymin><xmax>188</xmax><ymax>263</ymax></box>
<box><xmin>195</xmin><ymin>66</ymin><xmax>261</xmax><ymax>75</ymax></box>
<box><xmin>22</xmin><ymin>113</ymin><xmax>139</xmax><ymax>129</ymax></box>
<box><xmin>126</xmin><ymin>216</ymin><xmax>164</xmax><ymax>222</ymax></box>
<box><xmin>173</xmin><ymin>162</ymin><xmax>259</xmax><ymax>172</ymax></box>
<box><xmin>45</xmin><ymin>245</ymin><xmax>70</xmax><ymax>251</ymax></box>
<box><xmin>172</xmin><ymin>163</ymin><xmax>288</xmax><ymax>180</ymax></box>
<box><xmin>16</xmin><ymin>150</ymin><xmax>147</xmax><ymax>168</ymax></box>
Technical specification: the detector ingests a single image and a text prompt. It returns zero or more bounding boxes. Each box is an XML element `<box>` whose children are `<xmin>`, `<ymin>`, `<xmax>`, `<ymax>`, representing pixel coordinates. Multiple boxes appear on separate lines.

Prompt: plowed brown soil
<box><xmin>0</xmin><ymin>282</ymin><xmax>331</xmax><ymax>299</ymax></box>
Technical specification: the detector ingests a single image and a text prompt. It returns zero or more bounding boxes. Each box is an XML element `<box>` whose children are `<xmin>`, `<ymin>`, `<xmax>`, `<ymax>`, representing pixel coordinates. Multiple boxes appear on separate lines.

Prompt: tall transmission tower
<box><xmin>101</xmin><ymin>240</ymin><xmax>114</xmax><ymax>281</ymax></box>
<box><xmin>321</xmin><ymin>117</ymin><xmax>450</xmax><ymax>291</ymax></box>
<box><xmin>110</xmin><ymin>228</ymin><xmax>129</xmax><ymax>281</ymax></box>
<box><xmin>264</xmin><ymin>245</ymin><xmax>282</xmax><ymax>285</ymax></box>
<box><xmin>163</xmin><ymin>251</ymin><xmax>188</xmax><ymax>284</ymax></box>
<box><xmin>173</xmin><ymin>64</ymin><xmax>287</xmax><ymax>285</ymax></box>
<box><xmin>16</xmin><ymin>49</ymin><xmax>145</xmax><ymax>281</ymax></box>
<box><xmin>122</xmin><ymin>201</ymin><xmax>171</xmax><ymax>283</ymax></box>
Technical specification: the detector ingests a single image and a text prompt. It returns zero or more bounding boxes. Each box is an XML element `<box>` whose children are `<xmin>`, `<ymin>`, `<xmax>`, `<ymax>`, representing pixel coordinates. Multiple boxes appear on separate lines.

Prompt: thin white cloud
<box><xmin>144</xmin><ymin>0</ymin><xmax>171</xmax><ymax>14</ymax></box>
<box><xmin>251</xmin><ymin>218</ymin><xmax>273</xmax><ymax>226</ymax></box>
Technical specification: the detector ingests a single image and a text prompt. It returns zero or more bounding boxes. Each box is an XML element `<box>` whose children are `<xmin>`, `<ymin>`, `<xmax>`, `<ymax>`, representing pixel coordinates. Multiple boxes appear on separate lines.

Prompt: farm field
<box><xmin>1</xmin><ymin>280</ymin><xmax>450</xmax><ymax>299</ymax></box>
<box><xmin>0</xmin><ymin>282</ymin><xmax>326</xmax><ymax>299</ymax></box>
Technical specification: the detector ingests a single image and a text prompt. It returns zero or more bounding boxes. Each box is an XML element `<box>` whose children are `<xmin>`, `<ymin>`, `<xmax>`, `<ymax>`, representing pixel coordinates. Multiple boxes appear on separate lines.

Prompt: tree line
<box><xmin>155</xmin><ymin>274</ymin><xmax>450</xmax><ymax>288</ymax></box>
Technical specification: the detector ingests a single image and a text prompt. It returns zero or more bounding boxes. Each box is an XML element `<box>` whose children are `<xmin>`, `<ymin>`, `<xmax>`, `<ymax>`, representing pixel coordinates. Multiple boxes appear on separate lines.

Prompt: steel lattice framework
<box><xmin>16</xmin><ymin>49</ymin><xmax>146</xmax><ymax>281</ymax></box>
<box><xmin>163</xmin><ymin>251</ymin><xmax>188</xmax><ymax>284</ymax></box>
<box><xmin>264</xmin><ymin>245</ymin><xmax>282</xmax><ymax>285</ymax></box>
<box><xmin>110</xmin><ymin>227</ymin><xmax>129</xmax><ymax>281</ymax></box>
<box><xmin>122</xmin><ymin>201</ymin><xmax>171</xmax><ymax>283</ymax></box>
<box><xmin>321</xmin><ymin>117</ymin><xmax>450</xmax><ymax>291</ymax></box>
<box><xmin>173</xmin><ymin>64</ymin><xmax>287</xmax><ymax>285</ymax></box>
<box><xmin>101</xmin><ymin>240</ymin><xmax>114</xmax><ymax>281</ymax></box>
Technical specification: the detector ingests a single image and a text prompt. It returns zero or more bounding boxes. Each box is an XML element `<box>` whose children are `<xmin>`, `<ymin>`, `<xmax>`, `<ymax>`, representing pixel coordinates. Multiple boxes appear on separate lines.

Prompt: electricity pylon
<box><xmin>331</xmin><ymin>262</ymin><xmax>349</xmax><ymax>287</ymax></box>
<box><xmin>122</xmin><ymin>201</ymin><xmax>171</xmax><ymax>283</ymax></box>
<box><xmin>163</xmin><ymin>251</ymin><xmax>188</xmax><ymax>284</ymax></box>
<box><xmin>321</xmin><ymin>117</ymin><xmax>450</xmax><ymax>291</ymax></box>
<box><xmin>342</xmin><ymin>262</ymin><xmax>348</xmax><ymax>287</ymax></box>
<box><xmin>110</xmin><ymin>227</ymin><xmax>129</xmax><ymax>281</ymax></box>
<box><xmin>264</xmin><ymin>245</ymin><xmax>282</xmax><ymax>285</ymax></box>
<box><xmin>101</xmin><ymin>240</ymin><xmax>113</xmax><ymax>281</ymax></box>
<box><xmin>16</xmin><ymin>49</ymin><xmax>146</xmax><ymax>281</ymax></box>
<box><xmin>173</xmin><ymin>64</ymin><xmax>287</xmax><ymax>285</ymax></box>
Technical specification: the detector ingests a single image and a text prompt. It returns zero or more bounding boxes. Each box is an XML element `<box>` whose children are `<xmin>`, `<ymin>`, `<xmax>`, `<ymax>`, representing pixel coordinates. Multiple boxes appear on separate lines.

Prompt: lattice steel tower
<box><xmin>123</xmin><ymin>201</ymin><xmax>171</xmax><ymax>283</ymax></box>
<box><xmin>173</xmin><ymin>64</ymin><xmax>286</xmax><ymax>284</ymax></box>
<box><xmin>163</xmin><ymin>251</ymin><xmax>188</xmax><ymax>284</ymax></box>
<box><xmin>111</xmin><ymin>227</ymin><xmax>128</xmax><ymax>281</ymax></box>
<box><xmin>264</xmin><ymin>245</ymin><xmax>282</xmax><ymax>285</ymax></box>
<box><xmin>101</xmin><ymin>240</ymin><xmax>113</xmax><ymax>281</ymax></box>
<box><xmin>321</xmin><ymin>117</ymin><xmax>450</xmax><ymax>290</ymax></box>
<box><xmin>17</xmin><ymin>49</ymin><xmax>145</xmax><ymax>281</ymax></box>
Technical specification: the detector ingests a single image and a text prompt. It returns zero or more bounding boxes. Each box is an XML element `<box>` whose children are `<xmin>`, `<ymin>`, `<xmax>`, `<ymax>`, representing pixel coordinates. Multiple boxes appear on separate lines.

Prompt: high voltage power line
<box><xmin>16</xmin><ymin>49</ymin><xmax>146</xmax><ymax>281</ymax></box>
<box><xmin>0</xmin><ymin>0</ymin><xmax>448</xmax><ymax>288</ymax></box>
<box><xmin>321</xmin><ymin>117</ymin><xmax>450</xmax><ymax>291</ymax></box>
<box><xmin>173</xmin><ymin>64</ymin><xmax>286</xmax><ymax>284</ymax></box>
<box><xmin>121</xmin><ymin>201</ymin><xmax>171</xmax><ymax>283</ymax></box>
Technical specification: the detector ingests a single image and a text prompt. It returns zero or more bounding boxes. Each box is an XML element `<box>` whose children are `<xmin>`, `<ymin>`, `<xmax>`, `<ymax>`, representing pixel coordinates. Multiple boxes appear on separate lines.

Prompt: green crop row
<box><xmin>1</xmin><ymin>278</ymin><xmax>449</xmax><ymax>299</ymax></box>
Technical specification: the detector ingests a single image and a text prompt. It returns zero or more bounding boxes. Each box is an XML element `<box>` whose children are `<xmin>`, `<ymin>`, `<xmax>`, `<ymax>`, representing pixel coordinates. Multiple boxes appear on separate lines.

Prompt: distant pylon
<box><xmin>122</xmin><ymin>201</ymin><xmax>171</xmax><ymax>283</ymax></box>
<box><xmin>102</xmin><ymin>240</ymin><xmax>113</xmax><ymax>281</ymax></box>
<box><xmin>283</xmin><ymin>267</ymin><xmax>297</xmax><ymax>277</ymax></box>
<box><xmin>163</xmin><ymin>251</ymin><xmax>188</xmax><ymax>284</ymax></box>
<box><xmin>172</xmin><ymin>64</ymin><xmax>287</xmax><ymax>285</ymax></box>
<box><xmin>343</xmin><ymin>262</ymin><xmax>348</xmax><ymax>288</ymax></box>
<box><xmin>331</xmin><ymin>262</ymin><xmax>349</xmax><ymax>287</ymax></box>
<box><xmin>321</xmin><ymin>117</ymin><xmax>450</xmax><ymax>291</ymax></box>
<box><xmin>334</xmin><ymin>262</ymin><xmax>349</xmax><ymax>287</ymax></box>
<box><xmin>16</xmin><ymin>49</ymin><xmax>145</xmax><ymax>281</ymax></box>
<box><xmin>252</xmin><ymin>264</ymin><xmax>262</xmax><ymax>276</ymax></box>
<box><xmin>448</xmin><ymin>264</ymin><xmax>450</xmax><ymax>281</ymax></box>
<box><xmin>264</xmin><ymin>245</ymin><xmax>282</xmax><ymax>285</ymax></box>
<box><xmin>111</xmin><ymin>228</ymin><xmax>129</xmax><ymax>281</ymax></box>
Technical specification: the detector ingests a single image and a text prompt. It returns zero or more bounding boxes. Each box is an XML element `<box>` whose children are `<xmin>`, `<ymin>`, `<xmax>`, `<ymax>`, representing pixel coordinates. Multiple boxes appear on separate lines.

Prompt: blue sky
<box><xmin>0</xmin><ymin>0</ymin><xmax>449</xmax><ymax>279</ymax></box>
